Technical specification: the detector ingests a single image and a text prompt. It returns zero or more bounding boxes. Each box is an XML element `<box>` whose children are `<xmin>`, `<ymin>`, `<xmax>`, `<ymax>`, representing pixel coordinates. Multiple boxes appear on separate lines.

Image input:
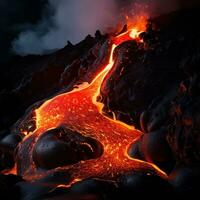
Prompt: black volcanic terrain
<box><xmin>0</xmin><ymin>6</ymin><xmax>200</xmax><ymax>200</ymax></box>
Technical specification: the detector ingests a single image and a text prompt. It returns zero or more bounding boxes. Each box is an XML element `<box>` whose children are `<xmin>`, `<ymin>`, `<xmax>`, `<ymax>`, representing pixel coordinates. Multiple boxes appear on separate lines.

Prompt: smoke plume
<box><xmin>12</xmin><ymin>0</ymin><xmax>118</xmax><ymax>55</ymax></box>
<box><xmin>11</xmin><ymin>0</ymin><xmax>199</xmax><ymax>56</ymax></box>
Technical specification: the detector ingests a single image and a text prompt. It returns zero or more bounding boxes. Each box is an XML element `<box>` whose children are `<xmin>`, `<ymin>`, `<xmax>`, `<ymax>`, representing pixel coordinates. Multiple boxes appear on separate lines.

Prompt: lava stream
<box><xmin>17</xmin><ymin>27</ymin><xmax>167</xmax><ymax>184</ymax></box>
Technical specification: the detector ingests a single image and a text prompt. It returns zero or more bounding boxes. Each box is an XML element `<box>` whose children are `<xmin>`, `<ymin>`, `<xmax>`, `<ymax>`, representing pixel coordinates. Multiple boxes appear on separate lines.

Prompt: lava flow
<box><xmin>17</xmin><ymin>25</ymin><xmax>167</xmax><ymax>185</ymax></box>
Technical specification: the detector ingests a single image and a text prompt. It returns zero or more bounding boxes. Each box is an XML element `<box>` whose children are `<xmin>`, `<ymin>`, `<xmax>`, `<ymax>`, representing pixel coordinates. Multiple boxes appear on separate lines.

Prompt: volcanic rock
<box><xmin>16</xmin><ymin>179</ymin><xmax>101</xmax><ymax>200</ymax></box>
<box><xmin>137</xmin><ymin>128</ymin><xmax>175</xmax><ymax>173</ymax></box>
<box><xmin>117</xmin><ymin>171</ymin><xmax>174</xmax><ymax>198</ymax></box>
<box><xmin>33</xmin><ymin>127</ymin><xmax>103</xmax><ymax>170</ymax></box>
<box><xmin>127</xmin><ymin>140</ymin><xmax>143</xmax><ymax>160</ymax></box>
<box><xmin>100</xmin><ymin>25</ymin><xmax>184</xmax><ymax>128</ymax></box>
<box><xmin>0</xmin><ymin>33</ymin><xmax>107</xmax><ymax>132</ymax></box>
<box><xmin>167</xmin><ymin>77</ymin><xmax>200</xmax><ymax>165</ymax></box>
<box><xmin>169</xmin><ymin>165</ymin><xmax>200</xmax><ymax>198</ymax></box>
<box><xmin>0</xmin><ymin>133</ymin><xmax>22</xmax><ymax>153</ymax></box>
<box><xmin>69</xmin><ymin>178</ymin><xmax>116</xmax><ymax>197</ymax></box>
<box><xmin>0</xmin><ymin>131</ymin><xmax>23</xmax><ymax>171</ymax></box>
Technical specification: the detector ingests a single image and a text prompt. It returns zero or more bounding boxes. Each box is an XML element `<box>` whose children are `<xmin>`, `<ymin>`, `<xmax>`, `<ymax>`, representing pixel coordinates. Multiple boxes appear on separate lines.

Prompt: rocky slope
<box><xmin>0</xmin><ymin>6</ymin><xmax>200</xmax><ymax>199</ymax></box>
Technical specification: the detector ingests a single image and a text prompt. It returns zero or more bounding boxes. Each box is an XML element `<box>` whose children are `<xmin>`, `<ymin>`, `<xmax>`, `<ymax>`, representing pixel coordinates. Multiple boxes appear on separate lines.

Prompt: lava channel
<box><xmin>16</xmin><ymin>26</ymin><xmax>167</xmax><ymax>185</ymax></box>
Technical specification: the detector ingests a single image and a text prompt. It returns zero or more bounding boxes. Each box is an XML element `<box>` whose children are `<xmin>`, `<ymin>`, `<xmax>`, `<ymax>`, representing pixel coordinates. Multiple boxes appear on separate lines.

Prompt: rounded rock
<box><xmin>33</xmin><ymin>127</ymin><xmax>103</xmax><ymax>169</ymax></box>
<box><xmin>140</xmin><ymin>128</ymin><xmax>175</xmax><ymax>173</ymax></box>
<box><xmin>117</xmin><ymin>171</ymin><xmax>174</xmax><ymax>198</ymax></box>
<box><xmin>127</xmin><ymin>139</ymin><xmax>143</xmax><ymax>160</ymax></box>
<box><xmin>0</xmin><ymin>133</ymin><xmax>22</xmax><ymax>153</ymax></box>
<box><xmin>140</xmin><ymin>111</ymin><xmax>150</xmax><ymax>133</ymax></box>
<box><xmin>169</xmin><ymin>165</ymin><xmax>200</xmax><ymax>197</ymax></box>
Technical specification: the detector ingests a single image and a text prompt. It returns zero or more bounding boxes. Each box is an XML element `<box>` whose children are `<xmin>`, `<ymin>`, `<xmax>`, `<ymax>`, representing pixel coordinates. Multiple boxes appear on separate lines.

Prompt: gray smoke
<box><xmin>12</xmin><ymin>0</ymin><xmax>198</xmax><ymax>56</ymax></box>
<box><xmin>12</xmin><ymin>0</ymin><xmax>119</xmax><ymax>55</ymax></box>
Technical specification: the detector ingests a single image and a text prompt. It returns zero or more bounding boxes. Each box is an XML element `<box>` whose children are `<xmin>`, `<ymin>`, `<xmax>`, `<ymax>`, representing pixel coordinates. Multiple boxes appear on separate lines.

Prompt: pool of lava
<box><xmin>15</xmin><ymin>23</ymin><xmax>167</xmax><ymax>187</ymax></box>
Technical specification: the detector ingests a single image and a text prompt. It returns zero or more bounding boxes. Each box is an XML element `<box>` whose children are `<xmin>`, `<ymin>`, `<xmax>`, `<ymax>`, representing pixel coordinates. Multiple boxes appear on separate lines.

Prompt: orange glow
<box><xmin>2</xmin><ymin>164</ymin><xmax>17</xmax><ymax>175</ymax></box>
<box><xmin>56</xmin><ymin>178</ymin><xmax>82</xmax><ymax>189</ymax></box>
<box><xmin>17</xmin><ymin>24</ymin><xmax>167</xmax><ymax>185</ymax></box>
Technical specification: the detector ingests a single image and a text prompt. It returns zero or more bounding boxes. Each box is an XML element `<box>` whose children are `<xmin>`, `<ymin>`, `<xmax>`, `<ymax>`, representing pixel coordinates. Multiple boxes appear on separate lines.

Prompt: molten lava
<box><xmin>17</xmin><ymin>26</ymin><xmax>167</xmax><ymax>185</ymax></box>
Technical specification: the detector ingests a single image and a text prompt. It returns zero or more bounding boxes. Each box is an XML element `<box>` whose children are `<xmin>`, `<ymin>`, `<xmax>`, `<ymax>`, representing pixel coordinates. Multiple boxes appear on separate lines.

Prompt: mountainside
<box><xmin>0</xmin><ymin>6</ymin><xmax>200</xmax><ymax>199</ymax></box>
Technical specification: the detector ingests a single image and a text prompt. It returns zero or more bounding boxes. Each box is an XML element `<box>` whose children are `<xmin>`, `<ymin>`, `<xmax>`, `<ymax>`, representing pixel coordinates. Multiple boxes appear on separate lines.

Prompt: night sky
<box><xmin>0</xmin><ymin>0</ymin><xmax>47</xmax><ymax>64</ymax></box>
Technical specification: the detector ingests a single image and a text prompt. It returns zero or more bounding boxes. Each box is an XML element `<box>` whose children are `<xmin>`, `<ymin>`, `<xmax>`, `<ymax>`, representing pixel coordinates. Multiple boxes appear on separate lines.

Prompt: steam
<box><xmin>12</xmin><ymin>0</ymin><xmax>118</xmax><ymax>55</ymax></box>
<box><xmin>12</xmin><ymin>0</ymin><xmax>196</xmax><ymax>56</ymax></box>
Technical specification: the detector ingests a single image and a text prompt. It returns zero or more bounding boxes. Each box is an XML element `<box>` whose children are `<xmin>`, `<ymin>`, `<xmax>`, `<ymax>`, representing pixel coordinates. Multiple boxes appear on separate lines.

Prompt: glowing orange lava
<box><xmin>17</xmin><ymin>27</ymin><xmax>167</xmax><ymax>185</ymax></box>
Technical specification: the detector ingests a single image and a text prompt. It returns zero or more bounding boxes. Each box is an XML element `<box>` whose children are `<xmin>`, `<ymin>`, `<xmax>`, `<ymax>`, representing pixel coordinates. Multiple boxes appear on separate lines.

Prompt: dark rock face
<box><xmin>100</xmin><ymin>24</ymin><xmax>184</xmax><ymax>127</ymax></box>
<box><xmin>167</xmin><ymin>77</ymin><xmax>200</xmax><ymax>166</ymax></box>
<box><xmin>0</xmin><ymin>33</ymin><xmax>107</xmax><ymax>131</ymax></box>
<box><xmin>33</xmin><ymin>127</ymin><xmax>103</xmax><ymax>169</ymax></box>
<box><xmin>117</xmin><ymin>7</ymin><xmax>200</xmax><ymax>197</ymax></box>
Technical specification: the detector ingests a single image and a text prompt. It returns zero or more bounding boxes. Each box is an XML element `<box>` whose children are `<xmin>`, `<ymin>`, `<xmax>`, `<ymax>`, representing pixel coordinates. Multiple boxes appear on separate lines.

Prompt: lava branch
<box><xmin>17</xmin><ymin>26</ymin><xmax>168</xmax><ymax>186</ymax></box>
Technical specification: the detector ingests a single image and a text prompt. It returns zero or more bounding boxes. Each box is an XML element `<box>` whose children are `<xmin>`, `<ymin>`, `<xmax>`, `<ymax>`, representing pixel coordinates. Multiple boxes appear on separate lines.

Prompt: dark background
<box><xmin>0</xmin><ymin>0</ymin><xmax>48</xmax><ymax>64</ymax></box>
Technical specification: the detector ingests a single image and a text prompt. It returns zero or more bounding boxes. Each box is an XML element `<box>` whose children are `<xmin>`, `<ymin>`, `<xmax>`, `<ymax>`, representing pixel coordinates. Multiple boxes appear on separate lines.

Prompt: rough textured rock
<box><xmin>167</xmin><ymin>77</ymin><xmax>200</xmax><ymax>165</ymax></box>
<box><xmin>100</xmin><ymin>21</ymin><xmax>185</xmax><ymax>128</ymax></box>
